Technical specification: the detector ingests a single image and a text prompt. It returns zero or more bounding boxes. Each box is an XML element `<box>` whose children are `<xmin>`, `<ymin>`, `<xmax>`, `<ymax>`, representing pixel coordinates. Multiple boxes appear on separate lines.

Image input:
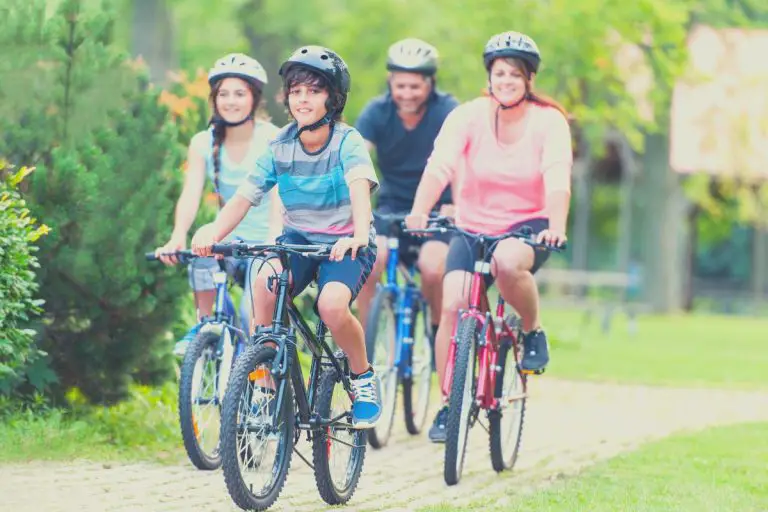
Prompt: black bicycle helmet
<box><xmin>279</xmin><ymin>45</ymin><xmax>351</xmax><ymax>117</ymax></box>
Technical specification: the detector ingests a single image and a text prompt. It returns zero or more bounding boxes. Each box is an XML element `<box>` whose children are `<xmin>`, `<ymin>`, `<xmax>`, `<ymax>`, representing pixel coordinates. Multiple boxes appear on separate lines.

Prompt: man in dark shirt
<box><xmin>355</xmin><ymin>38</ymin><xmax>459</xmax><ymax>360</ymax></box>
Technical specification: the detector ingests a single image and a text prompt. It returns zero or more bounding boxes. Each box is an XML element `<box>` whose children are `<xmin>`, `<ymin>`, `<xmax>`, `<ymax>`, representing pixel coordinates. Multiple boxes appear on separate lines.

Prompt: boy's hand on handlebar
<box><xmin>536</xmin><ymin>229</ymin><xmax>567</xmax><ymax>248</ymax></box>
<box><xmin>330</xmin><ymin>236</ymin><xmax>368</xmax><ymax>261</ymax></box>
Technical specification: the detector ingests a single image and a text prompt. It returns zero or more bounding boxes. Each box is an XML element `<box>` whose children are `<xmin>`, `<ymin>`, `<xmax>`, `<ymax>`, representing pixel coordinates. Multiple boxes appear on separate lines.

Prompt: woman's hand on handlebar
<box><xmin>536</xmin><ymin>229</ymin><xmax>567</xmax><ymax>248</ymax></box>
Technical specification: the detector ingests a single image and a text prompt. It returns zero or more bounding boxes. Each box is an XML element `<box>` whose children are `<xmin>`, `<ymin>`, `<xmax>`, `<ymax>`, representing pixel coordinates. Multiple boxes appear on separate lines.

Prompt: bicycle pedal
<box><xmin>519</xmin><ymin>365</ymin><xmax>546</xmax><ymax>376</ymax></box>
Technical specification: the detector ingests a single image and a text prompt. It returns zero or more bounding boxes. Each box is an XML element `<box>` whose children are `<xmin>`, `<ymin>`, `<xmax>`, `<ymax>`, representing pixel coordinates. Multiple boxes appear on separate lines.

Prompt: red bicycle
<box><xmin>407</xmin><ymin>218</ymin><xmax>564</xmax><ymax>485</ymax></box>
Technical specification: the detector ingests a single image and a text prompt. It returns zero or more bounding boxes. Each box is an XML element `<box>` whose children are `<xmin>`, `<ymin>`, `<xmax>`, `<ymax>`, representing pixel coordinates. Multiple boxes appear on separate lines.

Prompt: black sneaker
<box><xmin>428</xmin><ymin>405</ymin><xmax>449</xmax><ymax>443</ymax></box>
<box><xmin>520</xmin><ymin>329</ymin><xmax>550</xmax><ymax>373</ymax></box>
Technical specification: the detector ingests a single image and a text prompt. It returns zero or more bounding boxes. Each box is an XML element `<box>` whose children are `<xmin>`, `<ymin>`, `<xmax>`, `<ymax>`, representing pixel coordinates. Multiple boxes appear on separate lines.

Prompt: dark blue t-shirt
<box><xmin>356</xmin><ymin>90</ymin><xmax>459</xmax><ymax>211</ymax></box>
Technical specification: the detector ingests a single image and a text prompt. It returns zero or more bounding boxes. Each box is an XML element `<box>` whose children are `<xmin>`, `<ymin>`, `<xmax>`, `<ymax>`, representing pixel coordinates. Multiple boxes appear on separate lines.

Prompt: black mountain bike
<box><xmin>214</xmin><ymin>241</ymin><xmax>367</xmax><ymax>511</ymax></box>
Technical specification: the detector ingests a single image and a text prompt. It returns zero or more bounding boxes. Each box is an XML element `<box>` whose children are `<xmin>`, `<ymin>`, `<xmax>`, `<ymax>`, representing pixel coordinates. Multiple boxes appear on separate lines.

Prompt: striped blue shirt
<box><xmin>236</xmin><ymin>122</ymin><xmax>379</xmax><ymax>244</ymax></box>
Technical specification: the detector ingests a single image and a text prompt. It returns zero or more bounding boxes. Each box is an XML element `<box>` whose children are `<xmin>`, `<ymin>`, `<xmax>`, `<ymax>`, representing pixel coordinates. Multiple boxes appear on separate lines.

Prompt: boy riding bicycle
<box><xmin>192</xmin><ymin>45</ymin><xmax>382</xmax><ymax>429</ymax></box>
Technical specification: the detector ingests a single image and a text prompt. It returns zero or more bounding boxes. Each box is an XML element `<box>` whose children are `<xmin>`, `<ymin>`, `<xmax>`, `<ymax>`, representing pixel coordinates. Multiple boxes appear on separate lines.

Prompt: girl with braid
<box><xmin>155</xmin><ymin>54</ymin><xmax>282</xmax><ymax>356</ymax></box>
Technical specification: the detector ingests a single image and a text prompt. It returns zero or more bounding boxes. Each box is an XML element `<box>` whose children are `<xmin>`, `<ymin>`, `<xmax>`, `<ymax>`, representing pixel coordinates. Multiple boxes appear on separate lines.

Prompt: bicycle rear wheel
<box><xmin>312</xmin><ymin>366</ymin><xmax>367</xmax><ymax>505</ymax></box>
<box><xmin>363</xmin><ymin>287</ymin><xmax>398</xmax><ymax>449</ymax></box>
<box><xmin>220</xmin><ymin>343</ymin><xmax>294</xmax><ymax>511</ymax></box>
<box><xmin>444</xmin><ymin>316</ymin><xmax>478</xmax><ymax>486</ymax></box>
<box><xmin>488</xmin><ymin>334</ymin><xmax>527</xmax><ymax>472</ymax></box>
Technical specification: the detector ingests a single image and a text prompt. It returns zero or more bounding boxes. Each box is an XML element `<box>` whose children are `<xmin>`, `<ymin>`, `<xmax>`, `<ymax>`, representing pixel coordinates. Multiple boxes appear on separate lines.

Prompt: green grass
<box><xmin>0</xmin><ymin>349</ymin><xmax>315</xmax><ymax>465</ymax></box>
<box><xmin>542</xmin><ymin>309</ymin><xmax>768</xmax><ymax>389</ymax></box>
<box><xmin>424</xmin><ymin>421</ymin><xmax>768</xmax><ymax>512</ymax></box>
<box><xmin>0</xmin><ymin>383</ymin><xmax>185</xmax><ymax>465</ymax></box>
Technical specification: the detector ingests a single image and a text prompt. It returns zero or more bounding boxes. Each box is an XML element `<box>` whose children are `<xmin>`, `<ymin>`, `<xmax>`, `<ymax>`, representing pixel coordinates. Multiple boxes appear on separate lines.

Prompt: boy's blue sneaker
<box><xmin>350</xmin><ymin>368</ymin><xmax>382</xmax><ymax>429</ymax></box>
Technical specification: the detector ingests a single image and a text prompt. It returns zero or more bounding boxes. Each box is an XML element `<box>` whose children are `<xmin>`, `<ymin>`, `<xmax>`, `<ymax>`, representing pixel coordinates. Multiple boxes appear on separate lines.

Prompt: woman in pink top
<box><xmin>405</xmin><ymin>31</ymin><xmax>573</xmax><ymax>442</ymax></box>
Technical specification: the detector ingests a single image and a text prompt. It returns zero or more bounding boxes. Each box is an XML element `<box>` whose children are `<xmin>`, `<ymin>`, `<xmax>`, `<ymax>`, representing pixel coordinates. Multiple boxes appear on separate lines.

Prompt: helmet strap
<box><xmin>296</xmin><ymin>112</ymin><xmax>335</xmax><ymax>137</ymax></box>
<box><xmin>212</xmin><ymin>112</ymin><xmax>254</xmax><ymax>128</ymax></box>
<box><xmin>489</xmin><ymin>87</ymin><xmax>529</xmax><ymax>145</ymax></box>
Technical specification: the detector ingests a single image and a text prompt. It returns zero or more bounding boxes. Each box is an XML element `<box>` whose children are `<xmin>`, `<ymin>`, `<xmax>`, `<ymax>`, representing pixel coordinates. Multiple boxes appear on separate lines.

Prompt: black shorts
<box><xmin>273</xmin><ymin>231</ymin><xmax>376</xmax><ymax>301</ymax></box>
<box><xmin>373</xmin><ymin>203</ymin><xmax>451</xmax><ymax>267</ymax></box>
<box><xmin>444</xmin><ymin>218</ymin><xmax>551</xmax><ymax>286</ymax></box>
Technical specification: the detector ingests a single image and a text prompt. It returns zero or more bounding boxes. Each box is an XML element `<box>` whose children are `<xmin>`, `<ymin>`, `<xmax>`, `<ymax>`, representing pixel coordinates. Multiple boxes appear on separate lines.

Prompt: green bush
<box><xmin>0</xmin><ymin>164</ymin><xmax>54</xmax><ymax>394</ymax></box>
<box><xmin>0</xmin><ymin>0</ymin><xmax>189</xmax><ymax>404</ymax></box>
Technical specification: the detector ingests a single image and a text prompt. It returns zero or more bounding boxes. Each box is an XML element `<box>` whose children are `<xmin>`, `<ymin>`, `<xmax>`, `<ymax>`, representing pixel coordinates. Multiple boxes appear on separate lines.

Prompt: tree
<box><xmin>0</xmin><ymin>0</ymin><xmax>188</xmax><ymax>403</ymax></box>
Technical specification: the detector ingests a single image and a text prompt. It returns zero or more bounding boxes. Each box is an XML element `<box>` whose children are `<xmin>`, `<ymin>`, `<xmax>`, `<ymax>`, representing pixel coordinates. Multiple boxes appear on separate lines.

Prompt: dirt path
<box><xmin>3</xmin><ymin>379</ymin><xmax>768</xmax><ymax>512</ymax></box>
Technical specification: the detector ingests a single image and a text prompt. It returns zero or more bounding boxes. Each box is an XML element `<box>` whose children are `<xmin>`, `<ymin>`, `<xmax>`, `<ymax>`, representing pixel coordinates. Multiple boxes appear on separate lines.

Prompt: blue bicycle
<box><xmin>365</xmin><ymin>212</ymin><xmax>436</xmax><ymax>448</ymax></box>
<box><xmin>146</xmin><ymin>249</ymin><xmax>251</xmax><ymax>470</ymax></box>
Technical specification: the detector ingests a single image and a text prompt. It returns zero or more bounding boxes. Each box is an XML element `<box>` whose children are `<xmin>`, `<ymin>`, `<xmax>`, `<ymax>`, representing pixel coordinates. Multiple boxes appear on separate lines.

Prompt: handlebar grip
<box><xmin>519</xmin><ymin>225</ymin><xmax>534</xmax><ymax>237</ymax></box>
<box><xmin>211</xmin><ymin>244</ymin><xmax>234</xmax><ymax>256</ymax></box>
<box><xmin>145</xmin><ymin>252</ymin><xmax>159</xmax><ymax>261</ymax></box>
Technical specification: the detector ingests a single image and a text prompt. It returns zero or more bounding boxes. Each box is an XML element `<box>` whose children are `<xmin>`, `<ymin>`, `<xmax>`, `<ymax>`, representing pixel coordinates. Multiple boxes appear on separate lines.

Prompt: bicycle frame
<box><xmin>379</xmin><ymin>235</ymin><xmax>425</xmax><ymax>380</ymax></box>
<box><xmin>440</xmin><ymin>245</ymin><xmax>523</xmax><ymax>411</ymax></box>
<box><xmin>244</xmin><ymin>248</ymin><xmax>356</xmax><ymax>434</ymax></box>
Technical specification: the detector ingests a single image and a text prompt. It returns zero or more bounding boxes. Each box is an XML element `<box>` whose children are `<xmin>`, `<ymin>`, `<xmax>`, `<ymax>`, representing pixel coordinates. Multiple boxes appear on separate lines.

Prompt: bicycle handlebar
<box><xmin>373</xmin><ymin>210</ymin><xmax>450</xmax><ymax>224</ymax></box>
<box><xmin>145</xmin><ymin>250</ymin><xmax>197</xmax><ymax>263</ymax></box>
<box><xmin>211</xmin><ymin>241</ymin><xmax>335</xmax><ymax>259</ymax></box>
<box><xmin>404</xmin><ymin>220</ymin><xmax>567</xmax><ymax>252</ymax></box>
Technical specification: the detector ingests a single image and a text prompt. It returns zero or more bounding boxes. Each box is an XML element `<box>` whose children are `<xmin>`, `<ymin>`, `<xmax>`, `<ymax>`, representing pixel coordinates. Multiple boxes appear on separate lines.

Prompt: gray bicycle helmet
<box><xmin>386</xmin><ymin>38</ymin><xmax>439</xmax><ymax>75</ymax></box>
<box><xmin>482</xmin><ymin>31</ymin><xmax>541</xmax><ymax>74</ymax></box>
<box><xmin>208</xmin><ymin>53</ymin><xmax>268</xmax><ymax>88</ymax></box>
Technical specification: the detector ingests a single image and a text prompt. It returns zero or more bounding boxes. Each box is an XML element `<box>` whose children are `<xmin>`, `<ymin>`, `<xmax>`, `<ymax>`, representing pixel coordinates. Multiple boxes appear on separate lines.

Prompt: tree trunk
<box><xmin>571</xmin><ymin>136</ymin><xmax>592</xmax><ymax>297</ymax></box>
<box><xmin>131</xmin><ymin>0</ymin><xmax>177</xmax><ymax>87</ymax></box>
<box><xmin>753</xmin><ymin>204</ymin><xmax>767</xmax><ymax>303</ymax></box>
<box><xmin>682</xmin><ymin>205</ymin><xmax>699</xmax><ymax>311</ymax></box>
<box><xmin>641</xmin><ymin>132</ymin><xmax>685</xmax><ymax>312</ymax></box>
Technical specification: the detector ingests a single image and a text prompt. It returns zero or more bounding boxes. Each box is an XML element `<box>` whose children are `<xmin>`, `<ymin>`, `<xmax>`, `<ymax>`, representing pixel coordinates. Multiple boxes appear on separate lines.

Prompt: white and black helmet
<box><xmin>386</xmin><ymin>38</ymin><xmax>439</xmax><ymax>75</ymax></box>
<box><xmin>208</xmin><ymin>53</ymin><xmax>268</xmax><ymax>89</ymax></box>
<box><xmin>483</xmin><ymin>31</ymin><xmax>541</xmax><ymax>74</ymax></box>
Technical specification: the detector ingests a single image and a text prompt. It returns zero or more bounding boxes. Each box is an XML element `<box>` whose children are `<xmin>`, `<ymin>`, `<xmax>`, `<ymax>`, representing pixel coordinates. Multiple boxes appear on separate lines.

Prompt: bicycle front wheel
<box><xmin>220</xmin><ymin>343</ymin><xmax>294</xmax><ymax>511</ymax></box>
<box><xmin>363</xmin><ymin>287</ymin><xmax>398</xmax><ymax>449</ymax></box>
<box><xmin>403</xmin><ymin>297</ymin><xmax>432</xmax><ymax>435</ymax></box>
<box><xmin>444</xmin><ymin>316</ymin><xmax>479</xmax><ymax>486</ymax></box>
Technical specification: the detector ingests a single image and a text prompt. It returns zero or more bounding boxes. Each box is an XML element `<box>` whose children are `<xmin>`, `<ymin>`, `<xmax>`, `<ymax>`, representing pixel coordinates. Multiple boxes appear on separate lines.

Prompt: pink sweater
<box><xmin>424</xmin><ymin>97</ymin><xmax>573</xmax><ymax>234</ymax></box>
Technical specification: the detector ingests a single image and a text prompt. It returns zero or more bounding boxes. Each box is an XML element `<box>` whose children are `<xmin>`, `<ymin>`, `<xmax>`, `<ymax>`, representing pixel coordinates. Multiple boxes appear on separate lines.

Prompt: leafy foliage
<box><xmin>0</xmin><ymin>163</ymin><xmax>54</xmax><ymax>394</ymax></box>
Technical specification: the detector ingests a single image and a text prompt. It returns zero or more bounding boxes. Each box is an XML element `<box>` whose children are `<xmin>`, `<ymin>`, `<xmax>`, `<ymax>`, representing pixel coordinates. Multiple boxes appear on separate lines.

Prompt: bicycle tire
<box><xmin>488</xmin><ymin>336</ymin><xmax>527</xmax><ymax>472</ymax></box>
<box><xmin>444</xmin><ymin>316</ymin><xmax>479</xmax><ymax>486</ymax></box>
<box><xmin>363</xmin><ymin>287</ymin><xmax>398</xmax><ymax>449</ymax></box>
<box><xmin>221</xmin><ymin>344</ymin><xmax>294</xmax><ymax>511</ymax></box>
<box><xmin>178</xmin><ymin>330</ymin><xmax>224</xmax><ymax>470</ymax></box>
<box><xmin>312</xmin><ymin>366</ymin><xmax>367</xmax><ymax>505</ymax></box>
<box><xmin>403</xmin><ymin>298</ymin><xmax>432</xmax><ymax>435</ymax></box>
